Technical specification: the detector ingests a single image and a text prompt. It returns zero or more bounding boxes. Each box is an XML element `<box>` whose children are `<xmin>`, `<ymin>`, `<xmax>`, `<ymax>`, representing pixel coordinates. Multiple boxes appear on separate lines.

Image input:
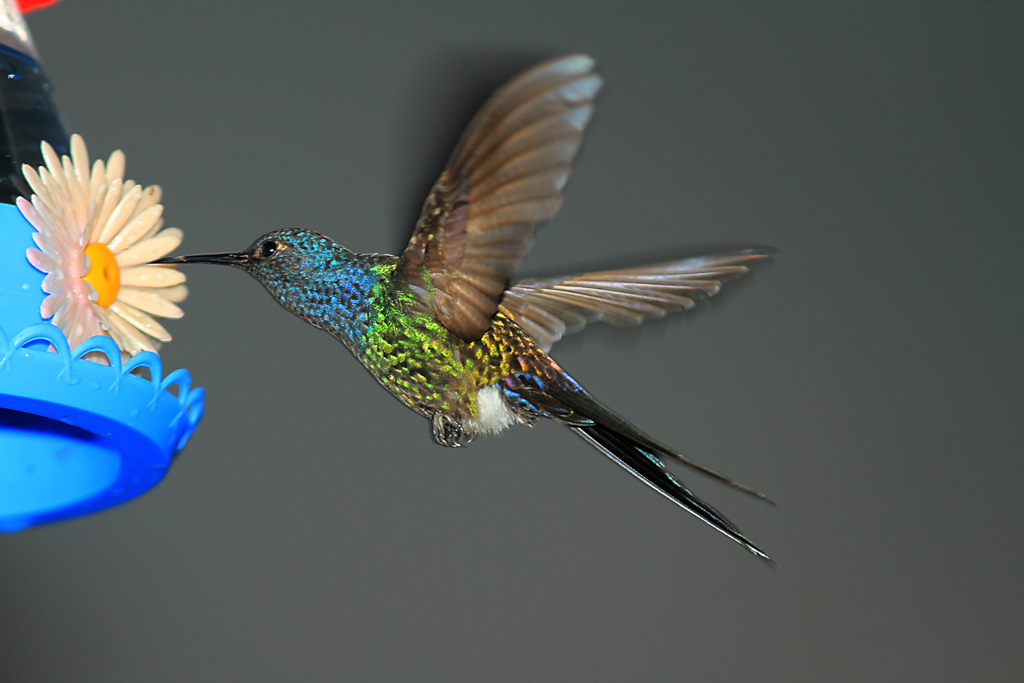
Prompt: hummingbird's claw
<box><xmin>432</xmin><ymin>413</ymin><xmax>470</xmax><ymax>447</ymax></box>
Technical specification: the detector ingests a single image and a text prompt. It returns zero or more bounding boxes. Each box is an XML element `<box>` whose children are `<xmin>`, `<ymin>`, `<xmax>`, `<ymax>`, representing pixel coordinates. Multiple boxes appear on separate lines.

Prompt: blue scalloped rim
<box><xmin>0</xmin><ymin>322</ymin><xmax>204</xmax><ymax>530</ymax></box>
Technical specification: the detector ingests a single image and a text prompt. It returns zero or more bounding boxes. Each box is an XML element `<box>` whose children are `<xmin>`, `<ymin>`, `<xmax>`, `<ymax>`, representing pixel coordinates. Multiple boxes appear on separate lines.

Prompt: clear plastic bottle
<box><xmin>0</xmin><ymin>1</ymin><xmax>67</xmax><ymax>203</ymax></box>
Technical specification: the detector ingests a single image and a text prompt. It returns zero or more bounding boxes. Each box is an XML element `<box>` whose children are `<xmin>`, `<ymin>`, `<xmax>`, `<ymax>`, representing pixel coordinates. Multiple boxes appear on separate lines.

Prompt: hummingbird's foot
<box><xmin>432</xmin><ymin>413</ymin><xmax>472</xmax><ymax>448</ymax></box>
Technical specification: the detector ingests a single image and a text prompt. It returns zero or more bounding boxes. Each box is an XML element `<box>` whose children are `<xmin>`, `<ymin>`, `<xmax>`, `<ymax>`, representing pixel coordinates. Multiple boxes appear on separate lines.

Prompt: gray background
<box><xmin>3</xmin><ymin>1</ymin><xmax>1022</xmax><ymax>681</ymax></box>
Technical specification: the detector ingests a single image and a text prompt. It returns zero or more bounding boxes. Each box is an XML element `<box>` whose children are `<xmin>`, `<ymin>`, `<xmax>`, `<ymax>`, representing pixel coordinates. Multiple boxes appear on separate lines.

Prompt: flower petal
<box><xmin>105</xmin><ymin>149</ymin><xmax>125</xmax><ymax>186</ymax></box>
<box><xmin>108</xmin><ymin>203</ymin><xmax>163</xmax><ymax>253</ymax></box>
<box><xmin>40</xmin><ymin>271</ymin><xmax>63</xmax><ymax>294</ymax></box>
<box><xmin>135</xmin><ymin>184</ymin><xmax>162</xmax><ymax>216</ymax></box>
<box><xmin>26</xmin><ymin>246</ymin><xmax>57</xmax><ymax>273</ymax></box>
<box><xmin>108</xmin><ymin>301</ymin><xmax>172</xmax><ymax>342</ymax></box>
<box><xmin>119</xmin><ymin>265</ymin><xmax>186</xmax><ymax>287</ymax></box>
<box><xmin>87</xmin><ymin>176</ymin><xmax>123</xmax><ymax>243</ymax></box>
<box><xmin>82</xmin><ymin>279</ymin><xmax>99</xmax><ymax>303</ymax></box>
<box><xmin>117</xmin><ymin>286</ymin><xmax>184</xmax><ymax>318</ymax></box>
<box><xmin>61</xmin><ymin>153</ymin><xmax>88</xmax><ymax>228</ymax></box>
<box><xmin>38</xmin><ymin>164</ymin><xmax>72</xmax><ymax>216</ymax></box>
<box><xmin>115</xmin><ymin>228</ymin><xmax>183</xmax><ymax>267</ymax></box>
<box><xmin>121</xmin><ymin>180</ymin><xmax>138</xmax><ymax>202</ymax></box>
<box><xmin>70</xmin><ymin>134</ymin><xmax>91</xmax><ymax>197</ymax></box>
<box><xmin>104</xmin><ymin>309</ymin><xmax>157</xmax><ymax>355</ymax></box>
<box><xmin>21</xmin><ymin>163</ymin><xmax>46</xmax><ymax>199</ymax></box>
<box><xmin>88</xmin><ymin>158</ymin><xmax>105</xmax><ymax>205</ymax></box>
<box><xmin>135</xmin><ymin>186</ymin><xmax>165</xmax><ymax>241</ymax></box>
<box><xmin>53</xmin><ymin>298</ymin><xmax>104</xmax><ymax>351</ymax></box>
<box><xmin>67</xmin><ymin>302</ymin><xmax>106</xmax><ymax>349</ymax></box>
<box><xmin>94</xmin><ymin>183</ymin><xmax>142</xmax><ymax>245</ymax></box>
<box><xmin>160</xmin><ymin>284</ymin><xmax>189</xmax><ymax>303</ymax></box>
<box><xmin>17</xmin><ymin>195</ymin><xmax>44</xmax><ymax>229</ymax></box>
<box><xmin>41</xmin><ymin>140</ymin><xmax>62</xmax><ymax>179</ymax></box>
<box><xmin>40</xmin><ymin>292</ymin><xmax>62</xmax><ymax>319</ymax></box>
<box><xmin>32</xmin><ymin>199</ymin><xmax>75</xmax><ymax>251</ymax></box>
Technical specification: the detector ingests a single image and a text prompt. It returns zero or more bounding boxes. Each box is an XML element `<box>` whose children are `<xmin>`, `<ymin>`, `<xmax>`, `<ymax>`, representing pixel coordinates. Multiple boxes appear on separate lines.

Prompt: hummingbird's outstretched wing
<box><xmin>500</xmin><ymin>250</ymin><xmax>771</xmax><ymax>352</ymax></box>
<box><xmin>397</xmin><ymin>54</ymin><xmax>602</xmax><ymax>341</ymax></box>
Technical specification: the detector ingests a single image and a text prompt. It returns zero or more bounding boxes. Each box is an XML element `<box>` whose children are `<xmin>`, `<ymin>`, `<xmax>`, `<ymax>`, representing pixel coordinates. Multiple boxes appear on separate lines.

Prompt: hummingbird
<box><xmin>158</xmin><ymin>55</ymin><xmax>774</xmax><ymax>560</ymax></box>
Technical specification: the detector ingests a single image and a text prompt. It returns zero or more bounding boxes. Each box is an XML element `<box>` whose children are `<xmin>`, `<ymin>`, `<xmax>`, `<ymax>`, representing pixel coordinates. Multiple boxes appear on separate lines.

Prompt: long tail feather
<box><xmin>547</xmin><ymin>386</ymin><xmax>772</xmax><ymax>561</ymax></box>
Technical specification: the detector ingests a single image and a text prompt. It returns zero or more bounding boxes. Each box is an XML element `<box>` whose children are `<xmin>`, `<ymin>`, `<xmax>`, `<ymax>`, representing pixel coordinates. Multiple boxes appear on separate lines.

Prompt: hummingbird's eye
<box><xmin>260</xmin><ymin>240</ymin><xmax>279</xmax><ymax>258</ymax></box>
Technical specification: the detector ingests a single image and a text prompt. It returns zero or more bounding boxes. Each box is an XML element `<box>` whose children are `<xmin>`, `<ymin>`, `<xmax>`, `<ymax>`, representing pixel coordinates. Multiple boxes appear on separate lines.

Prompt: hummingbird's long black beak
<box><xmin>153</xmin><ymin>252</ymin><xmax>250</xmax><ymax>267</ymax></box>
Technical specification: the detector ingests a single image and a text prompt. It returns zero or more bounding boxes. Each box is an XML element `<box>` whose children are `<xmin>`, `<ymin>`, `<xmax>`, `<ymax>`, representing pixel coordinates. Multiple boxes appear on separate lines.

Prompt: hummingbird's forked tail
<box><xmin>536</xmin><ymin>385</ymin><xmax>773</xmax><ymax>561</ymax></box>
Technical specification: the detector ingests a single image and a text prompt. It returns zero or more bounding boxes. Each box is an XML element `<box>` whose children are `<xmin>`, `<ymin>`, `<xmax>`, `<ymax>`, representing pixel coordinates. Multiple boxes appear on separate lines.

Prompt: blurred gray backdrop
<box><xmin>3</xmin><ymin>1</ymin><xmax>1022</xmax><ymax>681</ymax></box>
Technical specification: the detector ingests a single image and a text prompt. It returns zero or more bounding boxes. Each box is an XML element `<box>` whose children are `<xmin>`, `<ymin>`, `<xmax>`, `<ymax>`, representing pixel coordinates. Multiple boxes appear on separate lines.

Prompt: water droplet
<box><xmin>128</xmin><ymin>409</ymin><xmax>140</xmax><ymax>418</ymax></box>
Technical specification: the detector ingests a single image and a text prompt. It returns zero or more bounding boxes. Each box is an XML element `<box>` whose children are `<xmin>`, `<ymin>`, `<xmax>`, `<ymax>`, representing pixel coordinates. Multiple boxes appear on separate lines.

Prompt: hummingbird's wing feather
<box><xmin>500</xmin><ymin>250</ymin><xmax>770</xmax><ymax>352</ymax></box>
<box><xmin>398</xmin><ymin>54</ymin><xmax>602</xmax><ymax>341</ymax></box>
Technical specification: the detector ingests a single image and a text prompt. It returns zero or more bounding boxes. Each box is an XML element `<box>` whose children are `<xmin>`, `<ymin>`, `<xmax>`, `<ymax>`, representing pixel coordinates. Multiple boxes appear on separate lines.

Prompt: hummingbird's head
<box><xmin>154</xmin><ymin>228</ymin><xmax>353</xmax><ymax>307</ymax></box>
<box><xmin>155</xmin><ymin>228</ymin><xmax>346</xmax><ymax>278</ymax></box>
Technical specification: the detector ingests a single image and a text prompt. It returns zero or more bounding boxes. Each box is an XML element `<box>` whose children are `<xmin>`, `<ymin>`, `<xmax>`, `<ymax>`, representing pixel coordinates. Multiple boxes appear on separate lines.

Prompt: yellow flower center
<box><xmin>83</xmin><ymin>242</ymin><xmax>120</xmax><ymax>307</ymax></box>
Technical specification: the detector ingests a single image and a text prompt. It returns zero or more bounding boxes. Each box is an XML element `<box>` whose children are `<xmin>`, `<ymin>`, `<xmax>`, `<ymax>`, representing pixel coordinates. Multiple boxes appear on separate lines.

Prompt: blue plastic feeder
<box><xmin>0</xmin><ymin>203</ymin><xmax>204</xmax><ymax>530</ymax></box>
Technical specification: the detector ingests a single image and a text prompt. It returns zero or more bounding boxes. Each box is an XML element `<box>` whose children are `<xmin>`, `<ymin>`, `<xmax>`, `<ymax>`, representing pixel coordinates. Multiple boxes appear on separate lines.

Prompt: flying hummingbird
<box><xmin>158</xmin><ymin>55</ymin><xmax>773</xmax><ymax>560</ymax></box>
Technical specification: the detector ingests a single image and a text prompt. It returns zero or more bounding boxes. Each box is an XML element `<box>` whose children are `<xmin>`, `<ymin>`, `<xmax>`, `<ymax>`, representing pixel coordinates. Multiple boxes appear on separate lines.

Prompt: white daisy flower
<box><xmin>18</xmin><ymin>134</ymin><xmax>187</xmax><ymax>358</ymax></box>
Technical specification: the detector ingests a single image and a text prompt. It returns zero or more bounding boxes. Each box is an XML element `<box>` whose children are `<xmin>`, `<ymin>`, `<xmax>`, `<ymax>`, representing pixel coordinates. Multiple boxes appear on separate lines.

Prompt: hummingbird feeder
<box><xmin>0</xmin><ymin>1</ymin><xmax>204</xmax><ymax>531</ymax></box>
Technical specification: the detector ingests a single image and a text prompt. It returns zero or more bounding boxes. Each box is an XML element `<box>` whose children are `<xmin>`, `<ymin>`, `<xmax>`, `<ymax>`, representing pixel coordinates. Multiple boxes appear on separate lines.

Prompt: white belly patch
<box><xmin>465</xmin><ymin>384</ymin><xmax>519</xmax><ymax>436</ymax></box>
